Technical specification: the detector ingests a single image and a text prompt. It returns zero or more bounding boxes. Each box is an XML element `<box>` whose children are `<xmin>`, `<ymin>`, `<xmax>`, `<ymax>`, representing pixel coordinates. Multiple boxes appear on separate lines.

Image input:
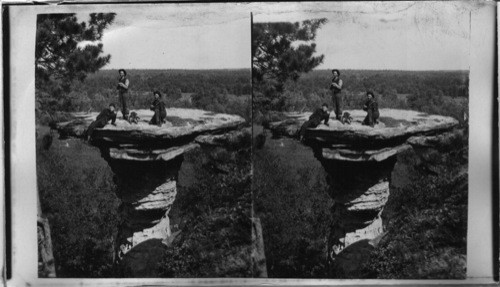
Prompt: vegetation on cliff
<box><xmin>252</xmin><ymin>124</ymin><xmax>468</xmax><ymax>279</ymax></box>
<box><xmin>158</xmin><ymin>146</ymin><xmax>252</xmax><ymax>277</ymax></box>
<box><xmin>360</xmin><ymin>131</ymin><xmax>468</xmax><ymax>279</ymax></box>
<box><xmin>37</xmin><ymin>132</ymin><xmax>119</xmax><ymax>277</ymax></box>
<box><xmin>252</xmin><ymin>128</ymin><xmax>333</xmax><ymax>278</ymax></box>
<box><xmin>37</xmin><ymin>130</ymin><xmax>253</xmax><ymax>277</ymax></box>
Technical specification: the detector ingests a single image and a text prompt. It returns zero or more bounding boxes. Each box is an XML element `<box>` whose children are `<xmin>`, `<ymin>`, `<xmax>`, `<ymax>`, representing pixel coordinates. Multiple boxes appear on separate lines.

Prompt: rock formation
<box><xmin>268</xmin><ymin>109</ymin><xmax>458</xmax><ymax>267</ymax></box>
<box><xmin>38</xmin><ymin>194</ymin><xmax>56</xmax><ymax>278</ymax></box>
<box><xmin>251</xmin><ymin>217</ymin><xmax>268</xmax><ymax>277</ymax></box>
<box><xmin>56</xmin><ymin>108</ymin><xmax>245</xmax><ymax>273</ymax></box>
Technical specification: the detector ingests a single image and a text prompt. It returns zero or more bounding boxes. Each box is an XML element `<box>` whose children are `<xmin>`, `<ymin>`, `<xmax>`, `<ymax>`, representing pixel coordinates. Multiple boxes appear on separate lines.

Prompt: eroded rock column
<box><xmin>267</xmin><ymin>109</ymin><xmax>459</xmax><ymax>275</ymax></box>
<box><xmin>53</xmin><ymin>108</ymin><xmax>246</xmax><ymax>276</ymax></box>
<box><xmin>98</xmin><ymin>144</ymin><xmax>197</xmax><ymax>264</ymax></box>
<box><xmin>314</xmin><ymin>147</ymin><xmax>398</xmax><ymax>260</ymax></box>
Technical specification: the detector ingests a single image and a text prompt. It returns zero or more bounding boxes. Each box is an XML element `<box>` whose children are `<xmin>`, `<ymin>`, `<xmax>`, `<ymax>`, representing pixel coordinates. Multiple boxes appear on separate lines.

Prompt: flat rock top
<box><xmin>270</xmin><ymin>109</ymin><xmax>458</xmax><ymax>146</ymax></box>
<box><xmin>57</xmin><ymin>108</ymin><xmax>245</xmax><ymax>146</ymax></box>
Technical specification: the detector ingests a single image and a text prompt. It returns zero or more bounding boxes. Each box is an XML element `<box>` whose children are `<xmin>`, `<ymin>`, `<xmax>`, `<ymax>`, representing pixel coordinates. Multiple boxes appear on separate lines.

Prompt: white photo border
<box><xmin>3</xmin><ymin>1</ymin><xmax>497</xmax><ymax>286</ymax></box>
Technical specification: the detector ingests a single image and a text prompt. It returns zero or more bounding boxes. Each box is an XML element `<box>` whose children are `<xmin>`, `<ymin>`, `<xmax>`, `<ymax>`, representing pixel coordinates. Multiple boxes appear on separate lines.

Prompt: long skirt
<box><xmin>362</xmin><ymin>109</ymin><xmax>380</xmax><ymax>127</ymax></box>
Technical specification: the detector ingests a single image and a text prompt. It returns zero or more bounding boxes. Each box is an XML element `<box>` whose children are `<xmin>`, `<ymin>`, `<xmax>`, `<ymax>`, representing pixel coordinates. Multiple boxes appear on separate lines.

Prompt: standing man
<box><xmin>330</xmin><ymin>69</ymin><xmax>343</xmax><ymax>121</ymax></box>
<box><xmin>299</xmin><ymin>103</ymin><xmax>330</xmax><ymax>141</ymax></box>
<box><xmin>117</xmin><ymin>69</ymin><xmax>130</xmax><ymax>120</ymax></box>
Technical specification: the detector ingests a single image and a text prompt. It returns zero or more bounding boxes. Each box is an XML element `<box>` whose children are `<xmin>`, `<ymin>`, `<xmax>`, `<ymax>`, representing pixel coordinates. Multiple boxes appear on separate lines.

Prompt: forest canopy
<box><xmin>36</xmin><ymin>69</ymin><xmax>252</xmax><ymax>125</ymax></box>
<box><xmin>253</xmin><ymin>69</ymin><xmax>469</xmax><ymax>122</ymax></box>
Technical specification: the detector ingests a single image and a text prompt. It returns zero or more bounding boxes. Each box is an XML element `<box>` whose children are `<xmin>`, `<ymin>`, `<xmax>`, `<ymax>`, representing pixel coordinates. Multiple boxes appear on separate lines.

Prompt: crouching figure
<box><xmin>85</xmin><ymin>103</ymin><xmax>117</xmax><ymax>141</ymax></box>
<box><xmin>299</xmin><ymin>103</ymin><xmax>330</xmax><ymax>142</ymax></box>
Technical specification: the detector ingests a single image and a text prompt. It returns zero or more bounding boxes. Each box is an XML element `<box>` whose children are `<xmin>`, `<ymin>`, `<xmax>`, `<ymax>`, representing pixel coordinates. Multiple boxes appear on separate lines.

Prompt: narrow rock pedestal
<box><xmin>269</xmin><ymin>109</ymin><xmax>459</xmax><ymax>268</ymax></box>
<box><xmin>101</xmin><ymin>145</ymin><xmax>197</xmax><ymax>261</ymax></box>
<box><xmin>315</xmin><ymin>147</ymin><xmax>398</xmax><ymax>258</ymax></box>
<box><xmin>56</xmin><ymin>108</ymin><xmax>245</xmax><ymax>275</ymax></box>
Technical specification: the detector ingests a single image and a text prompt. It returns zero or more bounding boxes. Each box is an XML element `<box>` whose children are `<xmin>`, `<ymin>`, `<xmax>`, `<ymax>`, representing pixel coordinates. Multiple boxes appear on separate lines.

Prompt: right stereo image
<box><xmin>251</xmin><ymin>1</ymin><xmax>470</xmax><ymax>279</ymax></box>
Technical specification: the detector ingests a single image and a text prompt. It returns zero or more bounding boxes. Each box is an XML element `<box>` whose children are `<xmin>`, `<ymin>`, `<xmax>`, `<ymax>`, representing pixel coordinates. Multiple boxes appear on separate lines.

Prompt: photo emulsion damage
<box><xmin>252</xmin><ymin>2</ymin><xmax>469</xmax><ymax>279</ymax></box>
<box><xmin>35</xmin><ymin>8</ymin><xmax>252</xmax><ymax>278</ymax></box>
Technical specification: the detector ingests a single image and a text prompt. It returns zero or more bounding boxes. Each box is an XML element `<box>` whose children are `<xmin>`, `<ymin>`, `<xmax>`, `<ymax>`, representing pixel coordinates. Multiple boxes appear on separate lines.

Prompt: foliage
<box><xmin>252</xmin><ymin>125</ymin><xmax>467</xmax><ymax>279</ymax></box>
<box><xmin>360</xmin><ymin>132</ymin><xmax>468</xmax><ymax>279</ymax></box>
<box><xmin>158</xmin><ymin>147</ymin><xmax>252</xmax><ymax>277</ymax></box>
<box><xmin>191</xmin><ymin>88</ymin><xmax>251</xmax><ymax>123</ymax></box>
<box><xmin>252</xmin><ymin>19</ymin><xmax>327</xmax><ymax>111</ymax></box>
<box><xmin>36</xmin><ymin>131</ymin><xmax>119</xmax><ymax>277</ymax></box>
<box><xmin>77</xmin><ymin>69</ymin><xmax>251</xmax><ymax>99</ymax></box>
<box><xmin>296</xmin><ymin>70</ymin><xmax>468</xmax><ymax>100</ymax></box>
<box><xmin>37</xmin><ymin>126</ymin><xmax>253</xmax><ymax>278</ymax></box>
<box><xmin>255</xmin><ymin>69</ymin><xmax>469</xmax><ymax>121</ymax></box>
<box><xmin>252</xmin><ymin>19</ymin><xmax>327</xmax><ymax>86</ymax></box>
<box><xmin>36</xmin><ymin>69</ymin><xmax>252</xmax><ymax>123</ymax></box>
<box><xmin>36</xmin><ymin>13</ymin><xmax>116</xmax><ymax>114</ymax></box>
<box><xmin>252</xmin><ymin>134</ymin><xmax>332</xmax><ymax>278</ymax></box>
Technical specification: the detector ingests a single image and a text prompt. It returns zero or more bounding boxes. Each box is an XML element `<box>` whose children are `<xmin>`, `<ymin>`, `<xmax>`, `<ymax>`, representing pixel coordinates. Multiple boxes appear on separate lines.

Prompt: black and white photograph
<box><xmin>2</xmin><ymin>1</ymin><xmax>498</xmax><ymax>286</ymax></box>
<box><xmin>34</xmin><ymin>5</ymin><xmax>252</xmax><ymax>278</ymax></box>
<box><xmin>252</xmin><ymin>2</ymin><xmax>471</xmax><ymax>279</ymax></box>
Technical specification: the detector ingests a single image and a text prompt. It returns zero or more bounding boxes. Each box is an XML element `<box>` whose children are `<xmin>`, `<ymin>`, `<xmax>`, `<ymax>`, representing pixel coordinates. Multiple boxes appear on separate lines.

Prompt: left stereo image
<box><xmin>34</xmin><ymin>5</ymin><xmax>252</xmax><ymax>278</ymax></box>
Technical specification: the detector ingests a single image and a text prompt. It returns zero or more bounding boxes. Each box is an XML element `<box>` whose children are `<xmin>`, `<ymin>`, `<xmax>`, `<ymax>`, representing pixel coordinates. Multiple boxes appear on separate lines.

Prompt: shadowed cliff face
<box><xmin>267</xmin><ymin>108</ymin><xmax>459</xmax><ymax>276</ymax></box>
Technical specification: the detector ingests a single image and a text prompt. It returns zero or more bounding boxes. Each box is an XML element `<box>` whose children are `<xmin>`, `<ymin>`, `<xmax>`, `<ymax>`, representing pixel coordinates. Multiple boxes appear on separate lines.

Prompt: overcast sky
<box><xmin>252</xmin><ymin>2</ymin><xmax>472</xmax><ymax>71</ymax></box>
<box><xmin>76</xmin><ymin>4</ymin><xmax>250</xmax><ymax>70</ymax></box>
<box><xmin>73</xmin><ymin>2</ymin><xmax>472</xmax><ymax>71</ymax></box>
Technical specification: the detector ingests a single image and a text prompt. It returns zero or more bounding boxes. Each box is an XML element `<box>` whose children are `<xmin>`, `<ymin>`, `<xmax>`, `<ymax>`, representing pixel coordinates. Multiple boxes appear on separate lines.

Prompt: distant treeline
<box><xmin>254</xmin><ymin>69</ymin><xmax>469</xmax><ymax>122</ymax></box>
<box><xmin>81</xmin><ymin>69</ymin><xmax>252</xmax><ymax>98</ymax></box>
<box><xmin>37</xmin><ymin>69</ymin><xmax>252</xmax><ymax>124</ymax></box>
<box><xmin>37</xmin><ymin>68</ymin><xmax>469</xmax><ymax>125</ymax></box>
<box><xmin>298</xmin><ymin>69</ymin><xmax>468</xmax><ymax>99</ymax></box>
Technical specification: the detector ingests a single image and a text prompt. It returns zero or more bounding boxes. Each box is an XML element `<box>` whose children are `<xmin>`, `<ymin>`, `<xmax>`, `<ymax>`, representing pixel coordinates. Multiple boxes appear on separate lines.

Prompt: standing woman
<box><xmin>117</xmin><ymin>69</ymin><xmax>130</xmax><ymax>120</ymax></box>
<box><xmin>330</xmin><ymin>69</ymin><xmax>343</xmax><ymax>121</ymax></box>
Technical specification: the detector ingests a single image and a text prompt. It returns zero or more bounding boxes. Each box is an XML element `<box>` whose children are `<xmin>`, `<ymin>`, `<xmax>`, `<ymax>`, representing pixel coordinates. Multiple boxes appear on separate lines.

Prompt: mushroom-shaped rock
<box><xmin>270</xmin><ymin>109</ymin><xmax>457</xmax><ymax>146</ymax></box>
<box><xmin>55</xmin><ymin>108</ymin><xmax>245</xmax><ymax>272</ymax></box>
<box><xmin>57</xmin><ymin>108</ymin><xmax>245</xmax><ymax>144</ymax></box>
<box><xmin>268</xmin><ymin>109</ymin><xmax>458</xmax><ymax>263</ymax></box>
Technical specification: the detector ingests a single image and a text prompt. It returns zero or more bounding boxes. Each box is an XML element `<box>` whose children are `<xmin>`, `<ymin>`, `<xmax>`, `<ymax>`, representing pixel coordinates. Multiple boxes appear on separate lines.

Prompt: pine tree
<box><xmin>35</xmin><ymin>13</ymin><xmax>116</xmax><ymax>113</ymax></box>
<box><xmin>252</xmin><ymin>19</ymin><xmax>327</xmax><ymax>91</ymax></box>
<box><xmin>252</xmin><ymin>19</ymin><xmax>327</xmax><ymax>111</ymax></box>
